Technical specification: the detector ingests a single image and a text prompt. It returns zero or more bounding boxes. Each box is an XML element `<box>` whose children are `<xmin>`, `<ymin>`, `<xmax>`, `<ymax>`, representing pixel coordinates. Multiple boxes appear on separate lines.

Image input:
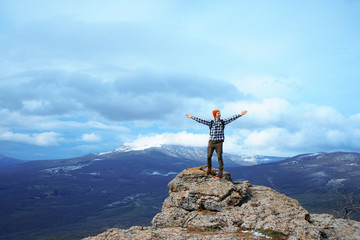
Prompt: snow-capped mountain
<box><xmin>113</xmin><ymin>143</ymin><xmax>163</xmax><ymax>152</ymax></box>
<box><xmin>225</xmin><ymin>153</ymin><xmax>286</xmax><ymax>166</ymax></box>
<box><xmin>112</xmin><ymin>144</ymin><xmax>206</xmax><ymax>161</ymax></box>
<box><xmin>106</xmin><ymin>144</ymin><xmax>286</xmax><ymax>166</ymax></box>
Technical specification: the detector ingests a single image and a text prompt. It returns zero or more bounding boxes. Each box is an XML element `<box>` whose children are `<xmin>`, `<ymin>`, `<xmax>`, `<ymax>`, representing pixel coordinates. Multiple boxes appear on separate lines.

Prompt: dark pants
<box><xmin>207</xmin><ymin>141</ymin><xmax>223</xmax><ymax>171</ymax></box>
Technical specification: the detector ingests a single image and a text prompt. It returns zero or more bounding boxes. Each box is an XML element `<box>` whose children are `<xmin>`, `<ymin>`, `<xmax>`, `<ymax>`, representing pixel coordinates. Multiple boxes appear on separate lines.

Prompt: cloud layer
<box><xmin>1</xmin><ymin>1</ymin><xmax>359</xmax><ymax>159</ymax></box>
<box><xmin>0</xmin><ymin>130</ymin><xmax>62</xmax><ymax>146</ymax></box>
<box><xmin>0</xmin><ymin>68</ymin><xmax>244</xmax><ymax>121</ymax></box>
<box><xmin>124</xmin><ymin>98</ymin><xmax>360</xmax><ymax>156</ymax></box>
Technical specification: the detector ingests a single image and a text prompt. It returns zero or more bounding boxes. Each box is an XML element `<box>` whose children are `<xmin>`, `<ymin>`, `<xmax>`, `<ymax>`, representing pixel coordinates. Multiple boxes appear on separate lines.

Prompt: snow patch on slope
<box><xmin>40</xmin><ymin>164</ymin><xmax>89</xmax><ymax>175</ymax></box>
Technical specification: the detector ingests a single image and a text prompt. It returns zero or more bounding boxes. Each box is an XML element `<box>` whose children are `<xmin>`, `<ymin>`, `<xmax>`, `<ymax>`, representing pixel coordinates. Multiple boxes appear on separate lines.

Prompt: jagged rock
<box><xmin>162</xmin><ymin>166</ymin><xmax>246</xmax><ymax>212</ymax></box>
<box><xmin>83</xmin><ymin>166</ymin><xmax>360</xmax><ymax>240</ymax></box>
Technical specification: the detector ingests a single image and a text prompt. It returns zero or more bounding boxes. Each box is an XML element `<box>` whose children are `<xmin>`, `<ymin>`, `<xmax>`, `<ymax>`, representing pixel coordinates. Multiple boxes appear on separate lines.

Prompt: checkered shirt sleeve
<box><xmin>191</xmin><ymin>116</ymin><xmax>212</xmax><ymax>127</ymax></box>
<box><xmin>223</xmin><ymin>114</ymin><xmax>242</xmax><ymax>125</ymax></box>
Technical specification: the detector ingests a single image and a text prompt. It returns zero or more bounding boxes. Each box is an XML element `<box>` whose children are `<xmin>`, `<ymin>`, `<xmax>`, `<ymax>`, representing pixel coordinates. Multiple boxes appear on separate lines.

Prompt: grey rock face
<box><xmin>163</xmin><ymin>166</ymin><xmax>246</xmax><ymax>212</ymax></box>
<box><xmin>152</xmin><ymin>166</ymin><xmax>360</xmax><ymax>239</ymax></box>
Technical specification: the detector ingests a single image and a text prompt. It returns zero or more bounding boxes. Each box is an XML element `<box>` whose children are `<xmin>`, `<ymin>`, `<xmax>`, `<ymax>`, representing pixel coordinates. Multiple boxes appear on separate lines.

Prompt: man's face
<box><xmin>215</xmin><ymin>111</ymin><xmax>221</xmax><ymax>119</ymax></box>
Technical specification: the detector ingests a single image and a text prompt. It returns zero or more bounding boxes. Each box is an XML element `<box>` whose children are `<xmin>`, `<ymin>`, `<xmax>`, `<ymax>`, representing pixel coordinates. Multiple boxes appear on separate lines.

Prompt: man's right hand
<box><xmin>186</xmin><ymin>114</ymin><xmax>193</xmax><ymax>118</ymax></box>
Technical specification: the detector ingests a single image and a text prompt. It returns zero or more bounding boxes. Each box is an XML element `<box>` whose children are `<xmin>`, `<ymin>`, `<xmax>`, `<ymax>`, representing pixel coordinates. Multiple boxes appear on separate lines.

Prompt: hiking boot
<box><xmin>206</xmin><ymin>168</ymin><xmax>212</xmax><ymax>175</ymax></box>
<box><xmin>216</xmin><ymin>170</ymin><xmax>223</xmax><ymax>178</ymax></box>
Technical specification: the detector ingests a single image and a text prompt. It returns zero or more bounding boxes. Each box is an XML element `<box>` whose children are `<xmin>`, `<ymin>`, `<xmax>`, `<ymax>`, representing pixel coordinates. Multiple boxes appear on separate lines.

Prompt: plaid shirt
<box><xmin>192</xmin><ymin>114</ymin><xmax>242</xmax><ymax>141</ymax></box>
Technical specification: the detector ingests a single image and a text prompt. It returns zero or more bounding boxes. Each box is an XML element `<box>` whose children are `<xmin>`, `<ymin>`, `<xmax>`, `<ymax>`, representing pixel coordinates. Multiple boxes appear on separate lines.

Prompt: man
<box><xmin>186</xmin><ymin>109</ymin><xmax>247</xmax><ymax>178</ymax></box>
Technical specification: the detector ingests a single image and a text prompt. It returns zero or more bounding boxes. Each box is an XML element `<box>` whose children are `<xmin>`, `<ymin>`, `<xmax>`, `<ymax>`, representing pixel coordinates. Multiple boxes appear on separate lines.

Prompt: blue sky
<box><xmin>1</xmin><ymin>0</ymin><xmax>360</xmax><ymax>160</ymax></box>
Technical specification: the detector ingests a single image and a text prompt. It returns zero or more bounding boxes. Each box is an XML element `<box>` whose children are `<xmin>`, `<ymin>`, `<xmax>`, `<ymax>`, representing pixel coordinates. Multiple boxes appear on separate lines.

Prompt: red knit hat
<box><xmin>212</xmin><ymin>110</ymin><xmax>220</xmax><ymax>117</ymax></box>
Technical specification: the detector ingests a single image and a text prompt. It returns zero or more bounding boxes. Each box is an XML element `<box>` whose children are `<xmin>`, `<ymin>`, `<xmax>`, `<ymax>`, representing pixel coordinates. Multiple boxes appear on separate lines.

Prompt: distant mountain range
<box><xmin>228</xmin><ymin>151</ymin><xmax>360</xmax><ymax>216</ymax></box>
<box><xmin>0</xmin><ymin>154</ymin><xmax>24</xmax><ymax>167</ymax></box>
<box><xmin>0</xmin><ymin>145</ymin><xmax>359</xmax><ymax>240</ymax></box>
<box><xmin>230</xmin><ymin>151</ymin><xmax>360</xmax><ymax>192</ymax></box>
<box><xmin>104</xmin><ymin>143</ymin><xmax>286</xmax><ymax>166</ymax></box>
<box><xmin>0</xmin><ymin>144</ymin><xmax>285</xmax><ymax>169</ymax></box>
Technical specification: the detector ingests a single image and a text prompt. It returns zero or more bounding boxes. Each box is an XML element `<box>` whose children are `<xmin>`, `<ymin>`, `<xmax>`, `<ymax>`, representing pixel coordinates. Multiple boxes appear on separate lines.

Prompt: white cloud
<box><xmin>123</xmin><ymin>97</ymin><xmax>360</xmax><ymax>157</ymax></box>
<box><xmin>0</xmin><ymin>109</ymin><xmax>129</xmax><ymax>133</ymax></box>
<box><xmin>125</xmin><ymin>131</ymin><xmax>209</xmax><ymax>149</ymax></box>
<box><xmin>0</xmin><ymin>69</ymin><xmax>243</xmax><ymax>122</ymax></box>
<box><xmin>0</xmin><ymin>130</ymin><xmax>62</xmax><ymax>146</ymax></box>
<box><xmin>243</xmin><ymin>128</ymin><xmax>305</xmax><ymax>155</ymax></box>
<box><xmin>222</xmin><ymin>98</ymin><xmax>348</xmax><ymax>131</ymax></box>
<box><xmin>231</xmin><ymin>75</ymin><xmax>303</xmax><ymax>100</ymax></box>
<box><xmin>223</xmin><ymin>98</ymin><xmax>293</xmax><ymax>128</ymax></box>
<box><xmin>80</xmin><ymin>133</ymin><xmax>101</xmax><ymax>142</ymax></box>
<box><xmin>22</xmin><ymin>100</ymin><xmax>51</xmax><ymax>111</ymax></box>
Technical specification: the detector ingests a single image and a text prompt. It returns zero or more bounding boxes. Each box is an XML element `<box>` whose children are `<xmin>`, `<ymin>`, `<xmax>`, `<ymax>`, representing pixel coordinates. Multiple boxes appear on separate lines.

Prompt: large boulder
<box><xmin>84</xmin><ymin>166</ymin><xmax>360</xmax><ymax>240</ymax></box>
<box><xmin>163</xmin><ymin>166</ymin><xmax>247</xmax><ymax>212</ymax></box>
<box><xmin>151</xmin><ymin>166</ymin><xmax>360</xmax><ymax>239</ymax></box>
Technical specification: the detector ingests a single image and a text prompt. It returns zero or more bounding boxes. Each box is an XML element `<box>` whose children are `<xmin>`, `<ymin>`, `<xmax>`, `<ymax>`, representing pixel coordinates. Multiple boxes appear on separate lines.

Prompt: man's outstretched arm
<box><xmin>223</xmin><ymin>110</ymin><xmax>248</xmax><ymax>125</ymax></box>
<box><xmin>186</xmin><ymin>114</ymin><xmax>211</xmax><ymax>126</ymax></box>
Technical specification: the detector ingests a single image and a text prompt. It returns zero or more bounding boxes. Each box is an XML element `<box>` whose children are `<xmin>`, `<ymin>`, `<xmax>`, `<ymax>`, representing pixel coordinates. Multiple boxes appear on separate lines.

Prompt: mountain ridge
<box><xmin>97</xmin><ymin>144</ymin><xmax>286</xmax><ymax>166</ymax></box>
<box><xmin>0</xmin><ymin>154</ymin><xmax>24</xmax><ymax>167</ymax></box>
<box><xmin>0</xmin><ymin>144</ymin><xmax>287</xmax><ymax>169</ymax></box>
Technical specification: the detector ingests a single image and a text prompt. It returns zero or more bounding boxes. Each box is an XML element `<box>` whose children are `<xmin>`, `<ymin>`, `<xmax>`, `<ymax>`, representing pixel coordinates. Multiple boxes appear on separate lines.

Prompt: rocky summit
<box><xmin>83</xmin><ymin>166</ymin><xmax>360</xmax><ymax>240</ymax></box>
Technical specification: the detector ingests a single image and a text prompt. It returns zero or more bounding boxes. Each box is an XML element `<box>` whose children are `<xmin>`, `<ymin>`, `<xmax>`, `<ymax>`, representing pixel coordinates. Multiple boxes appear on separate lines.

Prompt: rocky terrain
<box><xmin>83</xmin><ymin>166</ymin><xmax>360</xmax><ymax>240</ymax></box>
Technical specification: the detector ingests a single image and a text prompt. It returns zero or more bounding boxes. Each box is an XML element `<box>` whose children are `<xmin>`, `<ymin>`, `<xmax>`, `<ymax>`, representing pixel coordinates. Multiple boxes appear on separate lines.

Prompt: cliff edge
<box><xmin>83</xmin><ymin>166</ymin><xmax>360</xmax><ymax>239</ymax></box>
